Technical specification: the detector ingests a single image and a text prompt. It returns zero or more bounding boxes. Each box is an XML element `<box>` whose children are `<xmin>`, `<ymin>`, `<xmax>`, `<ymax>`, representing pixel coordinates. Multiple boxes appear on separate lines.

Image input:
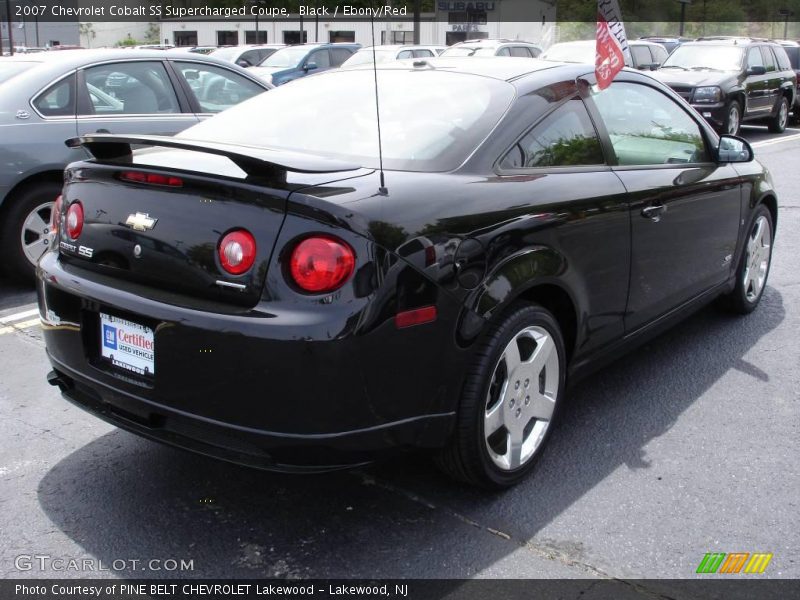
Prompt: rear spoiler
<box><xmin>66</xmin><ymin>134</ymin><xmax>362</xmax><ymax>178</ymax></box>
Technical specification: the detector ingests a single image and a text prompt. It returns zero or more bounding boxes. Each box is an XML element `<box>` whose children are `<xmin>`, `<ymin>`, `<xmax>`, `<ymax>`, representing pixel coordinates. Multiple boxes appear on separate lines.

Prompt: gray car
<box><xmin>0</xmin><ymin>49</ymin><xmax>271</xmax><ymax>281</ymax></box>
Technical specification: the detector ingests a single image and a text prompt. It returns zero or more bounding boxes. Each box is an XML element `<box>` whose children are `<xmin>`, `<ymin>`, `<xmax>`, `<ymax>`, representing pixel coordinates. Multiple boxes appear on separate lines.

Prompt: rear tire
<box><xmin>767</xmin><ymin>96</ymin><xmax>789</xmax><ymax>134</ymax></box>
<box><xmin>719</xmin><ymin>205</ymin><xmax>773</xmax><ymax>315</ymax></box>
<box><xmin>435</xmin><ymin>303</ymin><xmax>566</xmax><ymax>489</ymax></box>
<box><xmin>0</xmin><ymin>182</ymin><xmax>61</xmax><ymax>283</ymax></box>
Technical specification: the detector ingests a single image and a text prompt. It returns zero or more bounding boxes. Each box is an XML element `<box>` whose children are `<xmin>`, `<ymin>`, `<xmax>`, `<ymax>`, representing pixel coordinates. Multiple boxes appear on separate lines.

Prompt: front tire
<box><xmin>721</xmin><ymin>205</ymin><xmax>774</xmax><ymax>314</ymax></box>
<box><xmin>722</xmin><ymin>100</ymin><xmax>742</xmax><ymax>136</ymax></box>
<box><xmin>0</xmin><ymin>182</ymin><xmax>61</xmax><ymax>283</ymax></box>
<box><xmin>767</xmin><ymin>96</ymin><xmax>789</xmax><ymax>134</ymax></box>
<box><xmin>436</xmin><ymin>303</ymin><xmax>566</xmax><ymax>489</ymax></box>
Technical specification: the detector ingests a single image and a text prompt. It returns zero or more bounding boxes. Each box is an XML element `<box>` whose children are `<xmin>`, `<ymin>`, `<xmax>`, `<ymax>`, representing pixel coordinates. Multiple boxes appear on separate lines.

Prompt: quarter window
<box><xmin>34</xmin><ymin>73</ymin><xmax>76</xmax><ymax>117</ymax></box>
<box><xmin>500</xmin><ymin>97</ymin><xmax>605</xmax><ymax>169</ymax></box>
<box><xmin>82</xmin><ymin>62</ymin><xmax>179</xmax><ymax>115</ymax></box>
<box><xmin>591</xmin><ymin>82</ymin><xmax>709</xmax><ymax>166</ymax></box>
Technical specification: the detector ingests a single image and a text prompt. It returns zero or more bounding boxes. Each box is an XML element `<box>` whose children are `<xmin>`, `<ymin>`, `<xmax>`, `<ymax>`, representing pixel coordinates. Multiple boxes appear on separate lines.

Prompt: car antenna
<box><xmin>370</xmin><ymin>7</ymin><xmax>388</xmax><ymax>195</ymax></box>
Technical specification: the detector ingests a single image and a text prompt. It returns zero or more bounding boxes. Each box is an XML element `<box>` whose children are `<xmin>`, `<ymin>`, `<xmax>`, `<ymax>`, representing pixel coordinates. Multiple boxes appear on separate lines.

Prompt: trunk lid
<box><xmin>59</xmin><ymin>135</ymin><xmax>367</xmax><ymax>307</ymax></box>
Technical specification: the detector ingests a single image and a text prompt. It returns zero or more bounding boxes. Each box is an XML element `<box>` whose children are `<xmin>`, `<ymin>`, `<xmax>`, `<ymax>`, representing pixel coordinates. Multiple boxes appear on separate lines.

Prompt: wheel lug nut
<box><xmin>514</xmin><ymin>381</ymin><xmax>520</xmax><ymax>390</ymax></box>
<box><xmin>515</xmin><ymin>408</ymin><xmax>521</xmax><ymax>418</ymax></box>
<box><xmin>509</xmin><ymin>398</ymin><xmax>515</xmax><ymax>408</ymax></box>
<box><xmin>524</xmin><ymin>379</ymin><xmax>529</xmax><ymax>388</ymax></box>
<box><xmin>525</xmin><ymin>395</ymin><xmax>530</xmax><ymax>406</ymax></box>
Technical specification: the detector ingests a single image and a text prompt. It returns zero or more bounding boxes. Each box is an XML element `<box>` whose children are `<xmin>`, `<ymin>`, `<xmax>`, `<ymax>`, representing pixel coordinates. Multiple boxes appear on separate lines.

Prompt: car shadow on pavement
<box><xmin>36</xmin><ymin>288</ymin><xmax>785</xmax><ymax>579</ymax></box>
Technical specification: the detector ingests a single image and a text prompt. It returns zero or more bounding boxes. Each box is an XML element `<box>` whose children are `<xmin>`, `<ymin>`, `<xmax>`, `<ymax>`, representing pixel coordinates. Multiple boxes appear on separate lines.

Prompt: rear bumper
<box><xmin>38</xmin><ymin>250</ymin><xmax>467</xmax><ymax>470</ymax></box>
<box><xmin>46</xmin><ymin>361</ymin><xmax>452</xmax><ymax>472</ymax></box>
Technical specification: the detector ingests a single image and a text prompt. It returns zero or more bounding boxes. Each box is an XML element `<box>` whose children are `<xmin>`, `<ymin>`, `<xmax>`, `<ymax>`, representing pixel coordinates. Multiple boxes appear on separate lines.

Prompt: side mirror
<box><xmin>304</xmin><ymin>62</ymin><xmax>318</xmax><ymax>71</ymax></box>
<box><xmin>237</xmin><ymin>59</ymin><xmax>251</xmax><ymax>68</ymax></box>
<box><xmin>717</xmin><ymin>134</ymin><xmax>754</xmax><ymax>163</ymax></box>
<box><xmin>747</xmin><ymin>65</ymin><xmax>766</xmax><ymax>76</ymax></box>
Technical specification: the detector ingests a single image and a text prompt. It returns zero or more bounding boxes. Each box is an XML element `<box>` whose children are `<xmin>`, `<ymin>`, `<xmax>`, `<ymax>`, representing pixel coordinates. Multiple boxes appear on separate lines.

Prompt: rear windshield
<box><xmin>0</xmin><ymin>62</ymin><xmax>38</xmax><ymax>85</ymax></box>
<box><xmin>179</xmin><ymin>69</ymin><xmax>515</xmax><ymax>172</ymax></box>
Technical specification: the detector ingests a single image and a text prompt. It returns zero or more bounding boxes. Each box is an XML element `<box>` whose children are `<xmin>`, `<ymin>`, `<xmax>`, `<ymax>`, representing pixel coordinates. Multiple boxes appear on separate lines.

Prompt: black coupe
<box><xmin>38</xmin><ymin>58</ymin><xmax>776</xmax><ymax>488</ymax></box>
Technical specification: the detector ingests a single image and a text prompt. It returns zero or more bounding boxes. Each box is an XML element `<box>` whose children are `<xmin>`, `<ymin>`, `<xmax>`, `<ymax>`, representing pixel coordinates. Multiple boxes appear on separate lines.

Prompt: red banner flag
<box><xmin>596</xmin><ymin>0</ymin><xmax>632</xmax><ymax>90</ymax></box>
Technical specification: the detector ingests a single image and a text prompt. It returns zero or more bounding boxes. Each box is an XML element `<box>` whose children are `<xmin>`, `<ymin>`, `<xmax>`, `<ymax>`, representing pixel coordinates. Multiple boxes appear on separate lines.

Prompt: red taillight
<box><xmin>120</xmin><ymin>171</ymin><xmax>183</xmax><ymax>187</ymax></box>
<box><xmin>66</xmin><ymin>201</ymin><xmax>84</xmax><ymax>240</ymax></box>
<box><xmin>288</xmin><ymin>235</ymin><xmax>355</xmax><ymax>294</ymax></box>
<box><xmin>51</xmin><ymin>195</ymin><xmax>63</xmax><ymax>236</ymax></box>
<box><xmin>218</xmin><ymin>229</ymin><xmax>256</xmax><ymax>275</ymax></box>
<box><xmin>395</xmin><ymin>306</ymin><xmax>437</xmax><ymax>329</ymax></box>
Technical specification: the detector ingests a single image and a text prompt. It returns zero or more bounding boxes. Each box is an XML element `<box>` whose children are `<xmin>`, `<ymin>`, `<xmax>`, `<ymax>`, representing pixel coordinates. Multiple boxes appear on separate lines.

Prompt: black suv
<box><xmin>773</xmin><ymin>40</ymin><xmax>800</xmax><ymax>121</ymax></box>
<box><xmin>654</xmin><ymin>37</ymin><xmax>797</xmax><ymax>135</ymax></box>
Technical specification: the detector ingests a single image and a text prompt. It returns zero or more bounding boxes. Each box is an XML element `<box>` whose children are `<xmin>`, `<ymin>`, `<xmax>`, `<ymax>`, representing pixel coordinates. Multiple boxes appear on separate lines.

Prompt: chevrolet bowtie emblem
<box><xmin>125</xmin><ymin>212</ymin><xmax>157</xmax><ymax>232</ymax></box>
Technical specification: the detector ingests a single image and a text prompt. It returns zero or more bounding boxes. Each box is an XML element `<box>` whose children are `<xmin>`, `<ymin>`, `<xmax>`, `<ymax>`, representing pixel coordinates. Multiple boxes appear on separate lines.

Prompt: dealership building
<box><xmin>158</xmin><ymin>1</ymin><xmax>557</xmax><ymax>49</ymax></box>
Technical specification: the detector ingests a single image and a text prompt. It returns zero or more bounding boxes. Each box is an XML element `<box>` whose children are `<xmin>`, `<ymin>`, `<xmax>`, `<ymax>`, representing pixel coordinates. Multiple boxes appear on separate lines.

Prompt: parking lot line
<box><xmin>0</xmin><ymin>307</ymin><xmax>39</xmax><ymax>324</ymax></box>
<box><xmin>752</xmin><ymin>132</ymin><xmax>800</xmax><ymax>148</ymax></box>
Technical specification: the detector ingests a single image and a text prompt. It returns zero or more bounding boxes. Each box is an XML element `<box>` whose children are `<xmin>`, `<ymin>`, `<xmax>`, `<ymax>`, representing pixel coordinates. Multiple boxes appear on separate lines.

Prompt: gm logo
<box><xmin>697</xmin><ymin>552</ymin><xmax>773</xmax><ymax>574</ymax></box>
<box><xmin>103</xmin><ymin>325</ymin><xmax>117</xmax><ymax>350</ymax></box>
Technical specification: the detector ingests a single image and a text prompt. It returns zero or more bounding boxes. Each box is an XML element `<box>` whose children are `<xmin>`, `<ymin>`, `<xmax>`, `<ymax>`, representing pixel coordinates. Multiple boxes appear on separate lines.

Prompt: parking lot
<box><xmin>1</xmin><ymin>123</ymin><xmax>798</xmax><ymax>585</ymax></box>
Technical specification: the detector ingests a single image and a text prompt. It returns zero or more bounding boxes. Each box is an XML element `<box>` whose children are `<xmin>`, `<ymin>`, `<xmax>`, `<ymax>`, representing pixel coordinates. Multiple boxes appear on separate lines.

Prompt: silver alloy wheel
<box><xmin>743</xmin><ymin>215</ymin><xmax>771</xmax><ymax>303</ymax></box>
<box><xmin>727</xmin><ymin>104</ymin><xmax>740</xmax><ymax>135</ymax></box>
<box><xmin>484</xmin><ymin>325</ymin><xmax>559</xmax><ymax>471</ymax></box>
<box><xmin>778</xmin><ymin>99</ymin><xmax>788</xmax><ymax>129</ymax></box>
<box><xmin>20</xmin><ymin>201</ymin><xmax>55</xmax><ymax>266</ymax></box>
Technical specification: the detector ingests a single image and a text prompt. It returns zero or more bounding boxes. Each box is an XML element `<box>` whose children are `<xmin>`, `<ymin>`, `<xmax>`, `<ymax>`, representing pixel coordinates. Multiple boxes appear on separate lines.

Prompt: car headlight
<box><xmin>693</xmin><ymin>86</ymin><xmax>722</xmax><ymax>104</ymax></box>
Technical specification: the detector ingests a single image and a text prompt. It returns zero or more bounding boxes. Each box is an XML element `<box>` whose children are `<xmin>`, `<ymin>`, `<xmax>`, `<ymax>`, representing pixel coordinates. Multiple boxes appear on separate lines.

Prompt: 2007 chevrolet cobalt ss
<box><xmin>38</xmin><ymin>59</ymin><xmax>776</xmax><ymax>488</ymax></box>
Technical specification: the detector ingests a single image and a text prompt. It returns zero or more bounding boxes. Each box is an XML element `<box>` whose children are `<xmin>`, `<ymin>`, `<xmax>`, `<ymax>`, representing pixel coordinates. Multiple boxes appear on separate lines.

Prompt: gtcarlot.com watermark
<box><xmin>14</xmin><ymin>554</ymin><xmax>194</xmax><ymax>573</ymax></box>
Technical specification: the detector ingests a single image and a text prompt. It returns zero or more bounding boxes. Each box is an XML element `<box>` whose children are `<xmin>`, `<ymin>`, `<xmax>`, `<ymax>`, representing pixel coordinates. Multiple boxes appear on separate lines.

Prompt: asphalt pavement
<box><xmin>1</xmin><ymin>125</ymin><xmax>798</xmax><ymax>588</ymax></box>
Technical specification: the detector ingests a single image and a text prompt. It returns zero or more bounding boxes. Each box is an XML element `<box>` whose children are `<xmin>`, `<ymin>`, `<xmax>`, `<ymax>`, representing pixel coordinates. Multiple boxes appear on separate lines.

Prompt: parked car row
<box><xmin>0</xmin><ymin>49</ymin><xmax>272</xmax><ymax>281</ymax></box>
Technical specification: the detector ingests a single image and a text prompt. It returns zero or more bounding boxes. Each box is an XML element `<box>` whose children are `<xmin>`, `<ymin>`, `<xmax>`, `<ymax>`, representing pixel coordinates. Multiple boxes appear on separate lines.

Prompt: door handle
<box><xmin>641</xmin><ymin>204</ymin><xmax>667</xmax><ymax>221</ymax></box>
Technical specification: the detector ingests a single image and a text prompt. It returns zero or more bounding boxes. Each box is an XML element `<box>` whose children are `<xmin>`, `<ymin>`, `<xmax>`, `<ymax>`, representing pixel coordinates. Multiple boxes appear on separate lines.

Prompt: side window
<box><xmin>308</xmin><ymin>50</ymin><xmax>331</xmax><ymax>68</ymax></box>
<box><xmin>591</xmin><ymin>82</ymin><xmax>709</xmax><ymax>166</ymax></box>
<box><xmin>496</xmin><ymin>47</ymin><xmax>511</xmax><ymax>57</ymax></box>
<box><xmin>630</xmin><ymin>45</ymin><xmax>651</xmax><ymax>68</ymax></box>
<box><xmin>509</xmin><ymin>46</ymin><xmax>531</xmax><ymax>58</ymax></box>
<box><xmin>82</xmin><ymin>62</ymin><xmax>179</xmax><ymax>116</ymax></box>
<box><xmin>747</xmin><ymin>47</ymin><xmax>764</xmax><ymax>70</ymax></box>
<box><xmin>174</xmin><ymin>62</ymin><xmax>264</xmax><ymax>114</ymax></box>
<box><xmin>499</xmin><ymin>97</ymin><xmax>605</xmax><ymax>169</ymax></box>
<box><xmin>33</xmin><ymin>73</ymin><xmax>76</xmax><ymax>117</ymax></box>
<box><xmin>760</xmin><ymin>47</ymin><xmax>776</xmax><ymax>72</ymax></box>
<box><xmin>330</xmin><ymin>48</ymin><xmax>353</xmax><ymax>66</ymax></box>
<box><xmin>651</xmin><ymin>45</ymin><xmax>668</xmax><ymax>65</ymax></box>
<box><xmin>774</xmin><ymin>46</ymin><xmax>793</xmax><ymax>71</ymax></box>
<box><xmin>397</xmin><ymin>50</ymin><xmax>414</xmax><ymax>59</ymax></box>
<box><xmin>414</xmin><ymin>49</ymin><xmax>434</xmax><ymax>58</ymax></box>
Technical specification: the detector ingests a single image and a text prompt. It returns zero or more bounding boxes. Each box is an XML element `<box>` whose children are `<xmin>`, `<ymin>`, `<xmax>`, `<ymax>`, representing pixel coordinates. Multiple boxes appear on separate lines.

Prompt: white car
<box><xmin>342</xmin><ymin>45</ymin><xmax>445</xmax><ymax>67</ymax></box>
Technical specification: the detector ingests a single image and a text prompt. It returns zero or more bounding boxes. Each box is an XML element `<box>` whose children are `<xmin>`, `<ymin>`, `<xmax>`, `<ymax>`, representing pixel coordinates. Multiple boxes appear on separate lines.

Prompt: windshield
<box><xmin>663</xmin><ymin>45</ymin><xmax>743</xmax><ymax>71</ymax></box>
<box><xmin>210</xmin><ymin>48</ymin><xmax>238</xmax><ymax>61</ymax></box>
<box><xmin>440</xmin><ymin>46</ymin><xmax>496</xmax><ymax>57</ymax></box>
<box><xmin>179</xmin><ymin>69</ymin><xmax>515</xmax><ymax>172</ymax></box>
<box><xmin>541</xmin><ymin>42</ymin><xmax>594</xmax><ymax>63</ymax></box>
<box><xmin>344</xmin><ymin>49</ymin><xmax>396</xmax><ymax>66</ymax></box>
<box><xmin>260</xmin><ymin>46</ymin><xmax>317</xmax><ymax>68</ymax></box>
<box><xmin>0</xmin><ymin>62</ymin><xmax>37</xmax><ymax>85</ymax></box>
